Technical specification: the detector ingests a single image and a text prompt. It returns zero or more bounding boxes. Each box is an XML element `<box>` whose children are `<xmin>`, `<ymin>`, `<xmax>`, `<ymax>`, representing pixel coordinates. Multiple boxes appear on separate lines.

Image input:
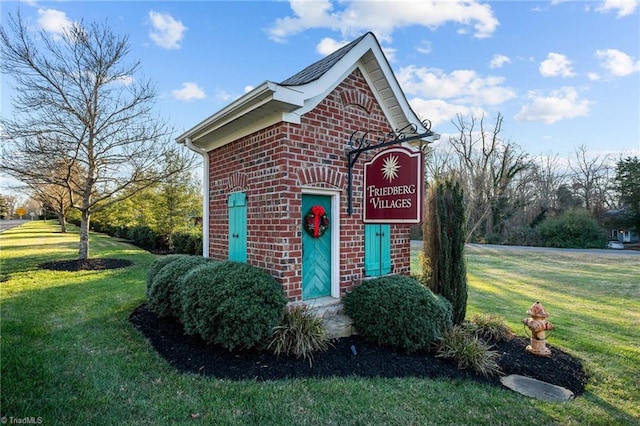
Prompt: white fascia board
<box><xmin>176</xmin><ymin>82</ymin><xmax>304</xmax><ymax>145</ymax></box>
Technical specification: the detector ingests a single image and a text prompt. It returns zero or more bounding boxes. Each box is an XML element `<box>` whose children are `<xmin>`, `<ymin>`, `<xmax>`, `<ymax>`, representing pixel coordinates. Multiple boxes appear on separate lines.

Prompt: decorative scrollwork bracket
<box><xmin>346</xmin><ymin>119</ymin><xmax>438</xmax><ymax>215</ymax></box>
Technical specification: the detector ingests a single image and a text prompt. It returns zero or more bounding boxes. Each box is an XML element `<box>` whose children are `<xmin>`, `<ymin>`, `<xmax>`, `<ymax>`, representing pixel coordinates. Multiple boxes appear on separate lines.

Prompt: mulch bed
<box><xmin>129</xmin><ymin>304</ymin><xmax>588</xmax><ymax>395</ymax></box>
<box><xmin>40</xmin><ymin>258</ymin><xmax>132</xmax><ymax>271</ymax></box>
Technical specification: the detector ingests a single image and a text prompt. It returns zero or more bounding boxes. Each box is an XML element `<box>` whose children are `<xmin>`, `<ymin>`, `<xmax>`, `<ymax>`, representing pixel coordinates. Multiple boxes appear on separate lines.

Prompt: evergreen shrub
<box><xmin>172</xmin><ymin>231</ymin><xmax>203</xmax><ymax>255</ymax></box>
<box><xmin>147</xmin><ymin>255</ymin><xmax>210</xmax><ymax>318</ymax></box>
<box><xmin>180</xmin><ymin>261</ymin><xmax>287</xmax><ymax>351</ymax></box>
<box><xmin>146</xmin><ymin>254</ymin><xmax>190</xmax><ymax>297</ymax></box>
<box><xmin>537</xmin><ymin>208</ymin><xmax>607</xmax><ymax>248</ymax></box>
<box><xmin>343</xmin><ymin>275</ymin><xmax>452</xmax><ymax>352</ymax></box>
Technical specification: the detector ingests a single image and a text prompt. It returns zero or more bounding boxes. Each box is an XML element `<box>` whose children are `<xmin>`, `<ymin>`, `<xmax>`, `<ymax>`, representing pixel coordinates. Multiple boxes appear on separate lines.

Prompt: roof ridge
<box><xmin>279</xmin><ymin>32</ymin><xmax>373</xmax><ymax>86</ymax></box>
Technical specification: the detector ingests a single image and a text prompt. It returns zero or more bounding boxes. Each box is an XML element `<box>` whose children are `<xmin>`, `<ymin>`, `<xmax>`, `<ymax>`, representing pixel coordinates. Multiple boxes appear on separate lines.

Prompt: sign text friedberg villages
<box><xmin>363</xmin><ymin>147</ymin><xmax>424</xmax><ymax>223</ymax></box>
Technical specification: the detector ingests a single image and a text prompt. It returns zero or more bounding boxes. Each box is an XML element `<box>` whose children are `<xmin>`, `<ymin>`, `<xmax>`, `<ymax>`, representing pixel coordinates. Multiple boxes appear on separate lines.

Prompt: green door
<box><xmin>364</xmin><ymin>224</ymin><xmax>391</xmax><ymax>276</ymax></box>
<box><xmin>228</xmin><ymin>192</ymin><xmax>247</xmax><ymax>262</ymax></box>
<box><xmin>302</xmin><ymin>194</ymin><xmax>332</xmax><ymax>300</ymax></box>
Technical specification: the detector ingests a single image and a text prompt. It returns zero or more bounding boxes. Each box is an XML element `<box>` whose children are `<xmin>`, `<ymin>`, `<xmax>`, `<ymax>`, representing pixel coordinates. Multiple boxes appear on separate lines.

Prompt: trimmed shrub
<box><xmin>180</xmin><ymin>261</ymin><xmax>287</xmax><ymax>351</ymax></box>
<box><xmin>435</xmin><ymin>325</ymin><xmax>502</xmax><ymax>377</ymax></box>
<box><xmin>147</xmin><ymin>255</ymin><xmax>210</xmax><ymax>318</ymax></box>
<box><xmin>537</xmin><ymin>209</ymin><xmax>607</xmax><ymax>248</ymax></box>
<box><xmin>268</xmin><ymin>305</ymin><xmax>332</xmax><ymax>366</ymax></box>
<box><xmin>146</xmin><ymin>254</ymin><xmax>190</xmax><ymax>297</ymax></box>
<box><xmin>172</xmin><ymin>231</ymin><xmax>203</xmax><ymax>255</ymax></box>
<box><xmin>343</xmin><ymin>275</ymin><xmax>453</xmax><ymax>352</ymax></box>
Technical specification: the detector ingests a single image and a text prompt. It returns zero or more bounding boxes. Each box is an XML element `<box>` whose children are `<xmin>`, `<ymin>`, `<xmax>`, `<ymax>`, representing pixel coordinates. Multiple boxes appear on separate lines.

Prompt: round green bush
<box><xmin>146</xmin><ymin>254</ymin><xmax>191</xmax><ymax>297</ymax></box>
<box><xmin>147</xmin><ymin>255</ymin><xmax>210</xmax><ymax>318</ymax></box>
<box><xmin>343</xmin><ymin>275</ymin><xmax>453</xmax><ymax>352</ymax></box>
<box><xmin>180</xmin><ymin>261</ymin><xmax>287</xmax><ymax>351</ymax></box>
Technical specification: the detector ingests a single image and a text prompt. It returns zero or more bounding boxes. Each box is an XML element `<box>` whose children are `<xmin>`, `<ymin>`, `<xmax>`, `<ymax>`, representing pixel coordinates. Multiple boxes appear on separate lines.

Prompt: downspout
<box><xmin>184</xmin><ymin>138</ymin><xmax>210</xmax><ymax>258</ymax></box>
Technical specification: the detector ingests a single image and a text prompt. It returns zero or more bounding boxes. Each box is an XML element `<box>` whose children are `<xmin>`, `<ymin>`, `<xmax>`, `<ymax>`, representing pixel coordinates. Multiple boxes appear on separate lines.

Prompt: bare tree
<box><xmin>1</xmin><ymin>12</ymin><xmax>195</xmax><ymax>260</ymax></box>
<box><xmin>447</xmin><ymin>113</ymin><xmax>533</xmax><ymax>242</ymax></box>
<box><xmin>568</xmin><ymin>145</ymin><xmax>614</xmax><ymax>218</ymax></box>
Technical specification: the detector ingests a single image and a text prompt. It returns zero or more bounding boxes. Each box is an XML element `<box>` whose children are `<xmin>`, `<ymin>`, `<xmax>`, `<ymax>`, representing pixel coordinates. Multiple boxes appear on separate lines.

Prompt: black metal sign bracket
<box><xmin>346</xmin><ymin>120</ymin><xmax>436</xmax><ymax>216</ymax></box>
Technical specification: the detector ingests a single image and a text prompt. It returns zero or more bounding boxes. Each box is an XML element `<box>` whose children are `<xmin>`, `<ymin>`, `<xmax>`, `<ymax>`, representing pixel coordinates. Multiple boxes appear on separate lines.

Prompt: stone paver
<box><xmin>500</xmin><ymin>374</ymin><xmax>575</xmax><ymax>402</ymax></box>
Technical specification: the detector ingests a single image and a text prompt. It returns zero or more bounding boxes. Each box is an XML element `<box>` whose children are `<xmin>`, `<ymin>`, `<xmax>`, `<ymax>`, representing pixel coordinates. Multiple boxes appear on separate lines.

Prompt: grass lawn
<box><xmin>2</xmin><ymin>222</ymin><xmax>639</xmax><ymax>425</ymax></box>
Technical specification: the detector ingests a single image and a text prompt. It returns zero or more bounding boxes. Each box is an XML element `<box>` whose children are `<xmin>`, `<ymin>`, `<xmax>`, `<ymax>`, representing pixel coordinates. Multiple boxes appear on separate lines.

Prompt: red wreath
<box><xmin>304</xmin><ymin>205</ymin><xmax>330</xmax><ymax>238</ymax></box>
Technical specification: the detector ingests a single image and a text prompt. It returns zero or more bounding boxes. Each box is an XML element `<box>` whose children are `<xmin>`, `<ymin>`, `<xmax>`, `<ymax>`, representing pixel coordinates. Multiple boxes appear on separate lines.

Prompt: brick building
<box><xmin>177</xmin><ymin>32</ymin><xmax>436</xmax><ymax>303</ymax></box>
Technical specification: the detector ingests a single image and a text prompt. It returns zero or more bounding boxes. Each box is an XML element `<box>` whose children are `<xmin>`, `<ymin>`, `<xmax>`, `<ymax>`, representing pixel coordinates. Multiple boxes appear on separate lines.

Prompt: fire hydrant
<box><xmin>522</xmin><ymin>301</ymin><xmax>554</xmax><ymax>357</ymax></box>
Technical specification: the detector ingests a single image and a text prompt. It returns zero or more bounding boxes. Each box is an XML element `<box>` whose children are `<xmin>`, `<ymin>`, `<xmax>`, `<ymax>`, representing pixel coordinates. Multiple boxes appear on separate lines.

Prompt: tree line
<box><xmin>420</xmin><ymin>113</ymin><xmax>639</xmax><ymax>248</ymax></box>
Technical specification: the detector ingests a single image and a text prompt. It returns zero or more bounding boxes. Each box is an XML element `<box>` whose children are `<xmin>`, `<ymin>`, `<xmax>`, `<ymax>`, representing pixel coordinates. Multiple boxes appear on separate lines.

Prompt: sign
<box><xmin>16</xmin><ymin>207</ymin><xmax>26</xmax><ymax>218</ymax></box>
<box><xmin>363</xmin><ymin>147</ymin><xmax>424</xmax><ymax>223</ymax></box>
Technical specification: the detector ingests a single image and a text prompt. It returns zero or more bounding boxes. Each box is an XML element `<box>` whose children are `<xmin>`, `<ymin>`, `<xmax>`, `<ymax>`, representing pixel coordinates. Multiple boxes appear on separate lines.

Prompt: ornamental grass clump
<box><xmin>435</xmin><ymin>325</ymin><xmax>502</xmax><ymax>377</ymax></box>
<box><xmin>180</xmin><ymin>261</ymin><xmax>287</xmax><ymax>351</ymax></box>
<box><xmin>269</xmin><ymin>305</ymin><xmax>333</xmax><ymax>366</ymax></box>
<box><xmin>147</xmin><ymin>255</ymin><xmax>210</xmax><ymax>318</ymax></box>
<box><xmin>343</xmin><ymin>275</ymin><xmax>452</xmax><ymax>352</ymax></box>
<box><xmin>470</xmin><ymin>313</ymin><xmax>514</xmax><ymax>342</ymax></box>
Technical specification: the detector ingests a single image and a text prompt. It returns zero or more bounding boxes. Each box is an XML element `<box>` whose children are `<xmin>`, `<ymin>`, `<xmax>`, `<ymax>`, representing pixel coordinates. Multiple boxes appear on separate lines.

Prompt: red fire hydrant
<box><xmin>522</xmin><ymin>301</ymin><xmax>554</xmax><ymax>357</ymax></box>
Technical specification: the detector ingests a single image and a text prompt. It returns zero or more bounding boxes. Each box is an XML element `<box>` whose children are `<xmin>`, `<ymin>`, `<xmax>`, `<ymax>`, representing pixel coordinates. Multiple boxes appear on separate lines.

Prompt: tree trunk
<box><xmin>79</xmin><ymin>209</ymin><xmax>90</xmax><ymax>260</ymax></box>
<box><xmin>57</xmin><ymin>212</ymin><xmax>67</xmax><ymax>233</ymax></box>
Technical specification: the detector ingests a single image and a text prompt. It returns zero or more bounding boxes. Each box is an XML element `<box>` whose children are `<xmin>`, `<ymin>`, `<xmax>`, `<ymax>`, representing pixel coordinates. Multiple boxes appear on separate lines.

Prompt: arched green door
<box><xmin>302</xmin><ymin>194</ymin><xmax>332</xmax><ymax>300</ymax></box>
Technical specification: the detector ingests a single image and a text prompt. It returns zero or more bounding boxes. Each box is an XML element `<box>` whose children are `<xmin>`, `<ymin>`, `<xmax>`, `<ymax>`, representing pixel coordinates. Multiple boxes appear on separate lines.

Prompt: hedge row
<box><xmin>68</xmin><ymin>218</ymin><xmax>202</xmax><ymax>255</ymax></box>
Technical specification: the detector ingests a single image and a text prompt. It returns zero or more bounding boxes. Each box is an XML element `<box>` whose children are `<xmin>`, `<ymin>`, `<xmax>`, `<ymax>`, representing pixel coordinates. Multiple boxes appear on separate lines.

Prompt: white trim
<box><xmin>301</xmin><ymin>187</ymin><xmax>341</xmax><ymax>299</ymax></box>
<box><xmin>184</xmin><ymin>138</ymin><xmax>209</xmax><ymax>257</ymax></box>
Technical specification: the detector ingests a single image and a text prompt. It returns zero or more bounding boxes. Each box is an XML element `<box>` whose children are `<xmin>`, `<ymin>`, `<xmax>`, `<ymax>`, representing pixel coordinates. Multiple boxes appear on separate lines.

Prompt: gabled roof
<box><xmin>177</xmin><ymin>32</ymin><xmax>428</xmax><ymax>152</ymax></box>
<box><xmin>280</xmin><ymin>33</ymin><xmax>368</xmax><ymax>86</ymax></box>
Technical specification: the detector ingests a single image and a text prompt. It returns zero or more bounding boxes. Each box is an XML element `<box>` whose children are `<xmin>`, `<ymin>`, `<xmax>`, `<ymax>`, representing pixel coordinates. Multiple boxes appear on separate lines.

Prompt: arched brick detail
<box><xmin>227</xmin><ymin>171</ymin><xmax>248</xmax><ymax>191</ymax></box>
<box><xmin>297</xmin><ymin>166</ymin><xmax>346</xmax><ymax>189</ymax></box>
<box><xmin>340</xmin><ymin>89</ymin><xmax>375</xmax><ymax>114</ymax></box>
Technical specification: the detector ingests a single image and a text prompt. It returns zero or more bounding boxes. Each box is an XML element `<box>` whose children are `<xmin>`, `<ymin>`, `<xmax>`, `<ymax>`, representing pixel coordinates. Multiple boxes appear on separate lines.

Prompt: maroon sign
<box><xmin>363</xmin><ymin>146</ymin><xmax>424</xmax><ymax>223</ymax></box>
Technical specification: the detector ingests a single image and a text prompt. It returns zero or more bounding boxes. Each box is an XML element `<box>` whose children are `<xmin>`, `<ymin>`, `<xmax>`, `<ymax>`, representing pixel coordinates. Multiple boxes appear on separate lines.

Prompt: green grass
<box><xmin>2</xmin><ymin>222</ymin><xmax>639</xmax><ymax>425</ymax></box>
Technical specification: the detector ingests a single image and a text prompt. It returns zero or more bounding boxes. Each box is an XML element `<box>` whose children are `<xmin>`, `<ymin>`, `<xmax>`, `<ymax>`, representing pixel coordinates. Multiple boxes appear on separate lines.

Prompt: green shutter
<box><xmin>364</xmin><ymin>224</ymin><xmax>391</xmax><ymax>276</ymax></box>
<box><xmin>228</xmin><ymin>192</ymin><xmax>247</xmax><ymax>262</ymax></box>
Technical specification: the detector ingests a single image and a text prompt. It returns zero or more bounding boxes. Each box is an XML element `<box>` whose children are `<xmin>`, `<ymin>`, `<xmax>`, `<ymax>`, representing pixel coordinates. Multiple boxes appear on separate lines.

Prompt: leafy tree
<box><xmin>613</xmin><ymin>156</ymin><xmax>640</xmax><ymax>232</ymax></box>
<box><xmin>422</xmin><ymin>179</ymin><xmax>468</xmax><ymax>325</ymax></box>
<box><xmin>0</xmin><ymin>194</ymin><xmax>9</xmax><ymax>219</ymax></box>
<box><xmin>1</xmin><ymin>12</ymin><xmax>194</xmax><ymax>260</ymax></box>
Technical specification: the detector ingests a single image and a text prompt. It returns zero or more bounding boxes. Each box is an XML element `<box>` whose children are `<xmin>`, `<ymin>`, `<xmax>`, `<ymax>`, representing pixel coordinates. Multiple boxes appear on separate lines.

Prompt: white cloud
<box><xmin>539</xmin><ymin>52</ymin><xmax>575</xmax><ymax>77</ymax></box>
<box><xmin>214</xmin><ymin>89</ymin><xmax>236</xmax><ymax>103</ymax></box>
<box><xmin>148</xmin><ymin>11</ymin><xmax>187</xmax><ymax>50</ymax></box>
<box><xmin>397</xmin><ymin>66</ymin><xmax>517</xmax><ymax>106</ymax></box>
<box><xmin>37</xmin><ymin>8</ymin><xmax>73</xmax><ymax>36</ymax></box>
<box><xmin>416</xmin><ymin>40</ymin><xmax>432</xmax><ymax>55</ymax></box>
<box><xmin>408</xmin><ymin>98</ymin><xmax>478</xmax><ymax>128</ymax></box>
<box><xmin>316</xmin><ymin>37</ymin><xmax>347</xmax><ymax>55</ymax></box>
<box><xmin>268</xmin><ymin>0</ymin><xmax>499</xmax><ymax>42</ymax></box>
<box><xmin>489</xmin><ymin>54</ymin><xmax>511</xmax><ymax>69</ymax></box>
<box><xmin>587</xmin><ymin>72</ymin><xmax>601</xmax><ymax>81</ymax></box>
<box><xmin>595</xmin><ymin>0</ymin><xmax>639</xmax><ymax>17</ymax></box>
<box><xmin>172</xmin><ymin>82</ymin><xmax>205</xmax><ymax>101</ymax></box>
<box><xmin>115</xmin><ymin>75</ymin><xmax>134</xmax><ymax>86</ymax></box>
<box><xmin>595</xmin><ymin>49</ymin><xmax>640</xmax><ymax>76</ymax></box>
<box><xmin>317</xmin><ymin>36</ymin><xmax>396</xmax><ymax>61</ymax></box>
<box><xmin>514</xmin><ymin>87</ymin><xmax>592</xmax><ymax>124</ymax></box>
<box><xmin>243</xmin><ymin>86</ymin><xmax>254</xmax><ymax>94</ymax></box>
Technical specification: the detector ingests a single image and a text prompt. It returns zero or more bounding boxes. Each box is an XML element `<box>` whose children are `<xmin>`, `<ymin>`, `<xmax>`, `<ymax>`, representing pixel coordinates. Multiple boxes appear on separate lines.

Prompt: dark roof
<box><xmin>279</xmin><ymin>32</ymin><xmax>371</xmax><ymax>86</ymax></box>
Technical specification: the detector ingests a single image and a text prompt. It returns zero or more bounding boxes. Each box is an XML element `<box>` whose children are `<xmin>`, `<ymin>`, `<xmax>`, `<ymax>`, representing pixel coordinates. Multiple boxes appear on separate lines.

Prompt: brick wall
<box><xmin>207</xmin><ymin>69</ymin><xmax>412</xmax><ymax>301</ymax></box>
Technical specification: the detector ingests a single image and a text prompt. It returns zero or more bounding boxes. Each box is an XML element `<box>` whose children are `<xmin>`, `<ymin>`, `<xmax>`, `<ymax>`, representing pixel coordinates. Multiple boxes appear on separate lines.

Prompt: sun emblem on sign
<box><xmin>381</xmin><ymin>154</ymin><xmax>400</xmax><ymax>182</ymax></box>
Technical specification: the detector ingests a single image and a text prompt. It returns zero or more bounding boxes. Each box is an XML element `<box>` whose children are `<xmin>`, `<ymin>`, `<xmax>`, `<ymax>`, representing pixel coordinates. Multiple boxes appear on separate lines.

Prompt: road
<box><xmin>0</xmin><ymin>219</ymin><xmax>27</xmax><ymax>233</ymax></box>
<box><xmin>411</xmin><ymin>240</ymin><xmax>640</xmax><ymax>256</ymax></box>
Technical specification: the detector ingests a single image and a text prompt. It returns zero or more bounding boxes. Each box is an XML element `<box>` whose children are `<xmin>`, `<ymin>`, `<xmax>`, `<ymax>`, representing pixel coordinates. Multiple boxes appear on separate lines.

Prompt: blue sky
<box><xmin>1</xmin><ymin>0</ymin><xmax>639</xmax><ymax>191</ymax></box>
